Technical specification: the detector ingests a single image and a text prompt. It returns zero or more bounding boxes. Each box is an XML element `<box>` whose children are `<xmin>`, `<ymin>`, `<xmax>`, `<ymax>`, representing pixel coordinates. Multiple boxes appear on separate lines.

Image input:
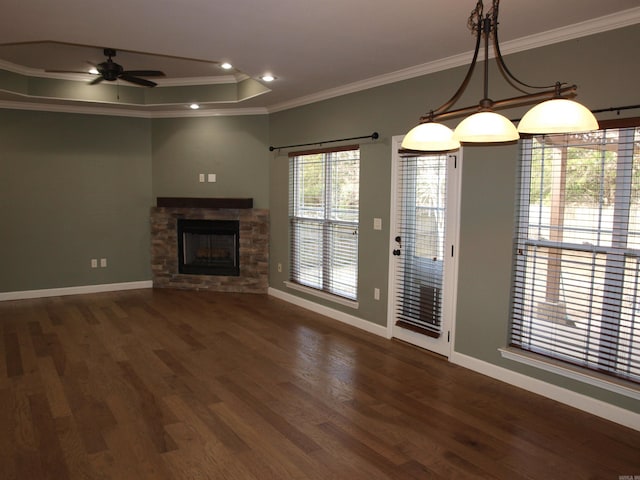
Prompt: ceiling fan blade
<box><xmin>122</xmin><ymin>70</ymin><xmax>165</xmax><ymax>77</ymax></box>
<box><xmin>119</xmin><ymin>74</ymin><xmax>157</xmax><ymax>87</ymax></box>
<box><xmin>89</xmin><ymin>76</ymin><xmax>104</xmax><ymax>85</ymax></box>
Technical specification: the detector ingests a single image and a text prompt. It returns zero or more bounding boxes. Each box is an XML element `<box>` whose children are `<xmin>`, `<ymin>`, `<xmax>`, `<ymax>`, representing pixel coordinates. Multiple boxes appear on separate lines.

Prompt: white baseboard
<box><xmin>0</xmin><ymin>281</ymin><xmax>153</xmax><ymax>301</ymax></box>
<box><xmin>450</xmin><ymin>351</ymin><xmax>640</xmax><ymax>432</ymax></box>
<box><xmin>267</xmin><ymin>287</ymin><xmax>389</xmax><ymax>338</ymax></box>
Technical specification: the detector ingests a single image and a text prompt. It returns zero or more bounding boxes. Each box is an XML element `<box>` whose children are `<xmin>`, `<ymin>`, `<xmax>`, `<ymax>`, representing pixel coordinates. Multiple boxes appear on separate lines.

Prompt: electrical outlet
<box><xmin>91</xmin><ymin>259</ymin><xmax>98</xmax><ymax>268</ymax></box>
<box><xmin>374</xmin><ymin>287</ymin><xmax>380</xmax><ymax>300</ymax></box>
<box><xmin>373</xmin><ymin>218</ymin><xmax>382</xmax><ymax>230</ymax></box>
<box><xmin>100</xmin><ymin>258</ymin><xmax>107</xmax><ymax>268</ymax></box>
<box><xmin>199</xmin><ymin>173</ymin><xmax>205</xmax><ymax>182</ymax></box>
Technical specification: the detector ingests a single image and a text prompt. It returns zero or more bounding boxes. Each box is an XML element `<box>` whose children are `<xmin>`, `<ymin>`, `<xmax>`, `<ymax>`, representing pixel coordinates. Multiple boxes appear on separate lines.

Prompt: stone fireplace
<box><xmin>151</xmin><ymin>198</ymin><xmax>268</xmax><ymax>293</ymax></box>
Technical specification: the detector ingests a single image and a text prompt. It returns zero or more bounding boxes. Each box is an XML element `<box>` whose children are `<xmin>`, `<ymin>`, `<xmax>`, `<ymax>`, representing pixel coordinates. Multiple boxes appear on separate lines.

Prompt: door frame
<box><xmin>386</xmin><ymin>135</ymin><xmax>462</xmax><ymax>358</ymax></box>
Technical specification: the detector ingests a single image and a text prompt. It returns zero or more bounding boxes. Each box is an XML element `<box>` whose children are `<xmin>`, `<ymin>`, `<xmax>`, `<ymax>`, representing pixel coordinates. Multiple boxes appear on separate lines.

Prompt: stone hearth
<box><xmin>151</xmin><ymin>201</ymin><xmax>268</xmax><ymax>293</ymax></box>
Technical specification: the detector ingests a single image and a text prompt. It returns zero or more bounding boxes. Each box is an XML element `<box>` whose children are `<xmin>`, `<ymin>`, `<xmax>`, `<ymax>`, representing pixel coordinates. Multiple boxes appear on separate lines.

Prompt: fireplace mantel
<box><xmin>156</xmin><ymin>197</ymin><xmax>253</xmax><ymax>209</ymax></box>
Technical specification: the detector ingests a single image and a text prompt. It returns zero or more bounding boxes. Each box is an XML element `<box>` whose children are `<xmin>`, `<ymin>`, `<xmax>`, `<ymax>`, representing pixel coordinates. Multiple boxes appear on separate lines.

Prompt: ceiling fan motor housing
<box><xmin>99</xmin><ymin>60</ymin><xmax>124</xmax><ymax>81</ymax></box>
<box><xmin>99</xmin><ymin>49</ymin><xmax>123</xmax><ymax>81</ymax></box>
<box><xmin>89</xmin><ymin>48</ymin><xmax>164</xmax><ymax>86</ymax></box>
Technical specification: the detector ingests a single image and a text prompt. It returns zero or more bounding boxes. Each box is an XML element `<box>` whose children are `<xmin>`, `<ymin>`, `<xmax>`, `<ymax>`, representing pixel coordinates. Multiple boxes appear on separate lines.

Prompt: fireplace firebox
<box><xmin>177</xmin><ymin>219</ymin><xmax>240</xmax><ymax>276</ymax></box>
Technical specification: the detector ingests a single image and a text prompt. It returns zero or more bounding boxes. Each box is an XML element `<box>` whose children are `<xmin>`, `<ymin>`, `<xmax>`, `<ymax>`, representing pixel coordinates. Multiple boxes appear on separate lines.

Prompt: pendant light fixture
<box><xmin>401</xmin><ymin>0</ymin><xmax>598</xmax><ymax>152</ymax></box>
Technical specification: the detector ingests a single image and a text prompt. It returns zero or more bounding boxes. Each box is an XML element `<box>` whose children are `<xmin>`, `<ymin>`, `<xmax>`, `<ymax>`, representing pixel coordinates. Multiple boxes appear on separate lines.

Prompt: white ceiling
<box><xmin>1</xmin><ymin>0</ymin><xmax>639</xmax><ymax>115</ymax></box>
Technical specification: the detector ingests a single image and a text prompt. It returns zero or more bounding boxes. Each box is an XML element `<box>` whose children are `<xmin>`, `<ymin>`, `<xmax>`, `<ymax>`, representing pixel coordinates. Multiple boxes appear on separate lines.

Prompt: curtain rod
<box><xmin>269</xmin><ymin>132</ymin><xmax>379</xmax><ymax>152</ymax></box>
<box><xmin>591</xmin><ymin>104</ymin><xmax>640</xmax><ymax>115</ymax></box>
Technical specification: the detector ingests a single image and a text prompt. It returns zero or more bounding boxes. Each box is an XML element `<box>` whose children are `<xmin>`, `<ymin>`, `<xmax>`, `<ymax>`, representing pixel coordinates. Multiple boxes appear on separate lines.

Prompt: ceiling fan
<box><xmin>90</xmin><ymin>48</ymin><xmax>165</xmax><ymax>87</ymax></box>
<box><xmin>48</xmin><ymin>48</ymin><xmax>166</xmax><ymax>87</ymax></box>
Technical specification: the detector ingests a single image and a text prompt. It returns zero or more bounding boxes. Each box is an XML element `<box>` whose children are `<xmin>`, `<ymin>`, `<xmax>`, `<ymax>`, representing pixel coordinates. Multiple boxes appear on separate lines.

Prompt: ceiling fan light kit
<box><xmin>402</xmin><ymin>0</ymin><xmax>599</xmax><ymax>151</ymax></box>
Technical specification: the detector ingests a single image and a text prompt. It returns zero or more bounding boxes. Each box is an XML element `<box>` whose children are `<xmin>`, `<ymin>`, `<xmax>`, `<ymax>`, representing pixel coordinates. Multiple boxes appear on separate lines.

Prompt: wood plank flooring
<box><xmin>0</xmin><ymin>288</ymin><xmax>638</xmax><ymax>479</ymax></box>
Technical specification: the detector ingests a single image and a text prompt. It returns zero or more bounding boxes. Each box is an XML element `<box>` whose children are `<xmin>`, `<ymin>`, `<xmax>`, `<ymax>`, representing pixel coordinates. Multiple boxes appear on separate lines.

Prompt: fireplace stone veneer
<box><xmin>151</xmin><ymin>205</ymin><xmax>269</xmax><ymax>293</ymax></box>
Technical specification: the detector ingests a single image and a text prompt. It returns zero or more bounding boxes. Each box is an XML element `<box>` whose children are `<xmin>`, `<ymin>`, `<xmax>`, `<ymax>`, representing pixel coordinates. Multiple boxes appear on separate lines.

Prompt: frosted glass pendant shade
<box><xmin>454</xmin><ymin>111</ymin><xmax>519</xmax><ymax>143</ymax></box>
<box><xmin>517</xmin><ymin>98</ymin><xmax>599</xmax><ymax>134</ymax></box>
<box><xmin>401</xmin><ymin>122</ymin><xmax>461</xmax><ymax>151</ymax></box>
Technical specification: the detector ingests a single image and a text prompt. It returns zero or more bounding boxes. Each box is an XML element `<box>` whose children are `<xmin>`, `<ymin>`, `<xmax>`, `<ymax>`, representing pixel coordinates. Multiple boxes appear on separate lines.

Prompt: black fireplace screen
<box><xmin>177</xmin><ymin>219</ymin><xmax>240</xmax><ymax>276</ymax></box>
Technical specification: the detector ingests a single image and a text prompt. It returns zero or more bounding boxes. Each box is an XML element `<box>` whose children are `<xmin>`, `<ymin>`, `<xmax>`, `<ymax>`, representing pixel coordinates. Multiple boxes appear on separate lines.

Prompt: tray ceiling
<box><xmin>1</xmin><ymin>0</ymin><xmax>639</xmax><ymax>117</ymax></box>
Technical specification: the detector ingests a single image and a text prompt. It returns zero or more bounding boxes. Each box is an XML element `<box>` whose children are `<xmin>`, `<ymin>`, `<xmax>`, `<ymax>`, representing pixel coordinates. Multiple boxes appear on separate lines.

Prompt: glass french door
<box><xmin>388</xmin><ymin>136</ymin><xmax>460</xmax><ymax>357</ymax></box>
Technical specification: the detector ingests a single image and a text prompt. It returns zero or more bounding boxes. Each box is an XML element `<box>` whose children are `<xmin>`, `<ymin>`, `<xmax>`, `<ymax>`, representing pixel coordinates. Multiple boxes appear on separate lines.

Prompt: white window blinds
<box><xmin>394</xmin><ymin>153</ymin><xmax>449</xmax><ymax>337</ymax></box>
<box><xmin>289</xmin><ymin>146</ymin><xmax>360</xmax><ymax>301</ymax></box>
<box><xmin>510</xmin><ymin>122</ymin><xmax>640</xmax><ymax>384</ymax></box>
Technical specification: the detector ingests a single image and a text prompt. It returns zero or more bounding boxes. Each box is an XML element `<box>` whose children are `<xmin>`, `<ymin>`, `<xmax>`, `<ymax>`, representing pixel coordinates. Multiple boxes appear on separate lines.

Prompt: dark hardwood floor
<box><xmin>0</xmin><ymin>288</ymin><xmax>638</xmax><ymax>479</ymax></box>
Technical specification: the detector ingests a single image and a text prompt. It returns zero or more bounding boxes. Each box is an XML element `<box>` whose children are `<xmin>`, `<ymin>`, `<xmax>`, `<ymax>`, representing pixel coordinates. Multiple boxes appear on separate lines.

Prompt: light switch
<box><xmin>208</xmin><ymin>173</ymin><xmax>216</xmax><ymax>182</ymax></box>
<box><xmin>373</xmin><ymin>218</ymin><xmax>382</xmax><ymax>230</ymax></box>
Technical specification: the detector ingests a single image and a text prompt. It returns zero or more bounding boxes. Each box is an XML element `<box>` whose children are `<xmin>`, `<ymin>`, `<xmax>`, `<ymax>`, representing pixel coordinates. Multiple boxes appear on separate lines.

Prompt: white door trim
<box><xmin>386</xmin><ymin>135</ymin><xmax>462</xmax><ymax>358</ymax></box>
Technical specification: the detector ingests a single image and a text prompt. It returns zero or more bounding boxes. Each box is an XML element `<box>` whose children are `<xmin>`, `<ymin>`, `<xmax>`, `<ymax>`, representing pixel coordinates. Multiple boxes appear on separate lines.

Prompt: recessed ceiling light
<box><xmin>88</xmin><ymin>68</ymin><xmax>99</xmax><ymax>75</ymax></box>
<box><xmin>220</xmin><ymin>62</ymin><xmax>233</xmax><ymax>70</ymax></box>
<box><xmin>261</xmin><ymin>74</ymin><xmax>276</xmax><ymax>82</ymax></box>
<box><xmin>189</xmin><ymin>103</ymin><xmax>200</xmax><ymax>110</ymax></box>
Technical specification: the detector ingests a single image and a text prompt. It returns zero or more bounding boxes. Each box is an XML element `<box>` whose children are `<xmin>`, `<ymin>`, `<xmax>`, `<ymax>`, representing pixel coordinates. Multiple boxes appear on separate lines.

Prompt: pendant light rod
<box><xmin>417</xmin><ymin>0</ymin><xmax>579</xmax><ymax>124</ymax></box>
<box><xmin>482</xmin><ymin>11</ymin><xmax>490</xmax><ymax>103</ymax></box>
<box><xmin>492</xmin><ymin>1</ymin><xmax>555</xmax><ymax>93</ymax></box>
<box><xmin>419</xmin><ymin>84</ymin><xmax>577</xmax><ymax>124</ymax></box>
<box><xmin>402</xmin><ymin>0</ymin><xmax>598</xmax><ymax>151</ymax></box>
<box><xmin>429</xmin><ymin>11</ymin><xmax>482</xmax><ymax>119</ymax></box>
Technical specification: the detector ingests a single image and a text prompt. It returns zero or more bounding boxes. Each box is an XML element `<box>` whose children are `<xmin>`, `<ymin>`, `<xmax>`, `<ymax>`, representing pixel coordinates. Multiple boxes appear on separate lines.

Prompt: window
<box><xmin>289</xmin><ymin>146</ymin><xmax>360</xmax><ymax>301</ymax></box>
<box><xmin>510</xmin><ymin>122</ymin><xmax>640</xmax><ymax>385</ymax></box>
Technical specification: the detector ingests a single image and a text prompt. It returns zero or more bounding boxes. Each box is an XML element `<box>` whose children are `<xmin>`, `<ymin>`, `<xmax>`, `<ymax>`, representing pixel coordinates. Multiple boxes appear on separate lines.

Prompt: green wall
<box><xmin>151</xmin><ymin>115</ymin><xmax>270</xmax><ymax>208</ymax></box>
<box><xmin>0</xmin><ymin>110</ymin><xmax>152</xmax><ymax>291</ymax></box>
<box><xmin>0</xmin><ymin>111</ymin><xmax>271</xmax><ymax>292</ymax></box>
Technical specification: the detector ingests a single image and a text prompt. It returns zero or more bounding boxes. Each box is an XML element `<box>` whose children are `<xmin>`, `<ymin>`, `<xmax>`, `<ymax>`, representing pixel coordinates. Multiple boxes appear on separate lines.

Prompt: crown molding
<box><xmin>151</xmin><ymin>106</ymin><xmax>268</xmax><ymax>118</ymax></box>
<box><xmin>0</xmin><ymin>99</ymin><xmax>151</xmax><ymax>117</ymax></box>
<box><xmin>267</xmin><ymin>7</ymin><xmax>640</xmax><ymax>113</ymax></box>
<box><xmin>499</xmin><ymin>5</ymin><xmax>640</xmax><ymax>55</ymax></box>
<box><xmin>0</xmin><ymin>58</ymin><xmax>48</xmax><ymax>76</ymax></box>
<box><xmin>0</xmin><ymin>100</ymin><xmax>268</xmax><ymax>118</ymax></box>
<box><xmin>149</xmin><ymin>74</ymin><xmax>240</xmax><ymax>87</ymax></box>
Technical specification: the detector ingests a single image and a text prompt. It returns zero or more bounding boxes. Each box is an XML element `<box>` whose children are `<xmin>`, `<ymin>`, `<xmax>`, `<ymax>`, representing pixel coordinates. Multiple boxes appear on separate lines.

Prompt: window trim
<box><xmin>499</xmin><ymin>347</ymin><xmax>640</xmax><ymax>400</ymax></box>
<box><xmin>288</xmin><ymin>145</ymin><xmax>360</xmax><ymax>302</ymax></box>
